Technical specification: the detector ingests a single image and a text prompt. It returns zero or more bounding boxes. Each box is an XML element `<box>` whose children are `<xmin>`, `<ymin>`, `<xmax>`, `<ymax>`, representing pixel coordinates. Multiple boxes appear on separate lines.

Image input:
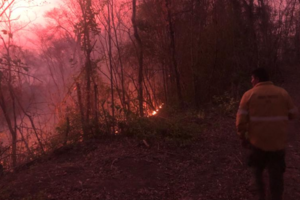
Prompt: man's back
<box><xmin>236</xmin><ymin>68</ymin><xmax>298</xmax><ymax>200</ymax></box>
<box><xmin>237</xmin><ymin>81</ymin><xmax>297</xmax><ymax>151</ymax></box>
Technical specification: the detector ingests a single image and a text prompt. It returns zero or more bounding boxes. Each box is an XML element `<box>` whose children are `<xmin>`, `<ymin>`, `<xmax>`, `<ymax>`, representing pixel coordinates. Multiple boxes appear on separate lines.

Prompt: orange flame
<box><xmin>147</xmin><ymin>103</ymin><xmax>164</xmax><ymax>116</ymax></box>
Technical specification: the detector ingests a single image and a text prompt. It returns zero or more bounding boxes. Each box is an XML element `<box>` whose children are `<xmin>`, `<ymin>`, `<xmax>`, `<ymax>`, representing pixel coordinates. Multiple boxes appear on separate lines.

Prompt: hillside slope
<box><xmin>0</xmin><ymin>66</ymin><xmax>300</xmax><ymax>200</ymax></box>
<box><xmin>0</xmin><ymin>119</ymin><xmax>252</xmax><ymax>200</ymax></box>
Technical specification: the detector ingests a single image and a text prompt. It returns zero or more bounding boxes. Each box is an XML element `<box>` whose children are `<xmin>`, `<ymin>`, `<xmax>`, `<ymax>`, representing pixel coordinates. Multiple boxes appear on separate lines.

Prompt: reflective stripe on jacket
<box><xmin>236</xmin><ymin>81</ymin><xmax>298</xmax><ymax>151</ymax></box>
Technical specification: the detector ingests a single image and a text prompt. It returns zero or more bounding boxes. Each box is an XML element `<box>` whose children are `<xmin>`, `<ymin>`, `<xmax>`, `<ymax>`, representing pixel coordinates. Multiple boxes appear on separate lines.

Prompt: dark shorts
<box><xmin>248</xmin><ymin>146</ymin><xmax>286</xmax><ymax>173</ymax></box>
<box><xmin>247</xmin><ymin>146</ymin><xmax>286</xmax><ymax>200</ymax></box>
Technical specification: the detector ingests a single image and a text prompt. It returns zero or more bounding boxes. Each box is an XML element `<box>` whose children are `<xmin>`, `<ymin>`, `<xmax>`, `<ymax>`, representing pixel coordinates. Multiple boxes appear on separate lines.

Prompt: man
<box><xmin>236</xmin><ymin>68</ymin><xmax>298</xmax><ymax>200</ymax></box>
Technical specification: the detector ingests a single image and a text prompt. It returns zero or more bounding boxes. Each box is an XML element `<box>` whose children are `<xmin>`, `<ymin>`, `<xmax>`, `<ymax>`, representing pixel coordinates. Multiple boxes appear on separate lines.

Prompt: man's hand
<box><xmin>241</xmin><ymin>138</ymin><xmax>251</xmax><ymax>149</ymax></box>
<box><xmin>239</xmin><ymin>132</ymin><xmax>250</xmax><ymax>149</ymax></box>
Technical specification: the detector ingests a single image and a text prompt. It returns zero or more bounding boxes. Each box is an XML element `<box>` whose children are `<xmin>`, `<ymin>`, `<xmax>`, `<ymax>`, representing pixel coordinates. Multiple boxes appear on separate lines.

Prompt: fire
<box><xmin>148</xmin><ymin>103</ymin><xmax>164</xmax><ymax>116</ymax></box>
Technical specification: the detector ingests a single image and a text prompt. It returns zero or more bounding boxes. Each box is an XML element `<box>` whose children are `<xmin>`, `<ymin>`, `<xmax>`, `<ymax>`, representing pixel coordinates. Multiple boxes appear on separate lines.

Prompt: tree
<box><xmin>75</xmin><ymin>0</ymin><xmax>99</xmax><ymax>137</ymax></box>
<box><xmin>132</xmin><ymin>0</ymin><xmax>144</xmax><ymax>117</ymax></box>
<box><xmin>0</xmin><ymin>0</ymin><xmax>15</xmax><ymax>19</ymax></box>
<box><xmin>0</xmin><ymin>0</ymin><xmax>48</xmax><ymax>168</ymax></box>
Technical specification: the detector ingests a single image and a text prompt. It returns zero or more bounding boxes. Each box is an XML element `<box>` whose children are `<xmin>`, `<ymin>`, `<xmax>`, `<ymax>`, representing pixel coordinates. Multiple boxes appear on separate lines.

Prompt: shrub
<box><xmin>122</xmin><ymin>112</ymin><xmax>202</xmax><ymax>145</ymax></box>
<box><xmin>212</xmin><ymin>92</ymin><xmax>239</xmax><ymax>116</ymax></box>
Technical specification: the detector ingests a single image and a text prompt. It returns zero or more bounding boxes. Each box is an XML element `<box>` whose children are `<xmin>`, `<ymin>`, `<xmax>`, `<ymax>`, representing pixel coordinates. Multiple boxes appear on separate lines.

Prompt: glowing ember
<box><xmin>147</xmin><ymin>103</ymin><xmax>164</xmax><ymax>116</ymax></box>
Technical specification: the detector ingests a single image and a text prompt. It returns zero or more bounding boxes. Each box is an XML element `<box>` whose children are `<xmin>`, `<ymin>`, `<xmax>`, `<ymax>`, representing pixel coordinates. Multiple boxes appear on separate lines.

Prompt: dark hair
<box><xmin>251</xmin><ymin>68</ymin><xmax>269</xmax><ymax>82</ymax></box>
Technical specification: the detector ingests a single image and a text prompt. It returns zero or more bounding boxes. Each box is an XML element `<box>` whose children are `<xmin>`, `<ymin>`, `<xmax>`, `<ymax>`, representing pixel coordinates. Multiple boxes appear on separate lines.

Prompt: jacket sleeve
<box><xmin>236</xmin><ymin>92</ymin><xmax>250</xmax><ymax>138</ymax></box>
<box><xmin>285</xmin><ymin>92</ymin><xmax>298</xmax><ymax>120</ymax></box>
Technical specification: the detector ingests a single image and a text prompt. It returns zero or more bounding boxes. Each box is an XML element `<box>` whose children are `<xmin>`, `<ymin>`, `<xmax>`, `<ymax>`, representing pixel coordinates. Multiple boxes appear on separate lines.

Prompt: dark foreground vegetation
<box><xmin>0</xmin><ymin>107</ymin><xmax>300</xmax><ymax>200</ymax></box>
<box><xmin>0</xmin><ymin>110</ymin><xmax>257</xmax><ymax>200</ymax></box>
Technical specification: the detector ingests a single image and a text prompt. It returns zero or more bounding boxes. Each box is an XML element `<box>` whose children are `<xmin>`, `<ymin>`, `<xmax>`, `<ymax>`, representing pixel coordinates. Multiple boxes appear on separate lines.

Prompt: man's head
<box><xmin>251</xmin><ymin>68</ymin><xmax>269</xmax><ymax>87</ymax></box>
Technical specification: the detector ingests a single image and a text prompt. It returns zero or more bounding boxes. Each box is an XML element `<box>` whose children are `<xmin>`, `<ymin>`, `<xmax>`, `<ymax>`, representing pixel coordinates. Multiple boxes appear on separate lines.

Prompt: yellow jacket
<box><xmin>236</xmin><ymin>81</ymin><xmax>298</xmax><ymax>151</ymax></box>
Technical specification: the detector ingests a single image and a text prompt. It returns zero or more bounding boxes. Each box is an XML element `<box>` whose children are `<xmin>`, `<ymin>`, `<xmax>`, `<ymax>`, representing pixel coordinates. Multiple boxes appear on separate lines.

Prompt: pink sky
<box><xmin>9</xmin><ymin>0</ymin><xmax>60</xmax><ymax>24</ymax></box>
<box><xmin>1</xmin><ymin>0</ymin><xmax>61</xmax><ymax>49</ymax></box>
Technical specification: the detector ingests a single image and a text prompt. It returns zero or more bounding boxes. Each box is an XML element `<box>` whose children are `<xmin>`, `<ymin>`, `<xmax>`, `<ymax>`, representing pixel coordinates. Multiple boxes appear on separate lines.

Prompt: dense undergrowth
<box><xmin>0</xmin><ymin>91</ymin><xmax>240</xmax><ymax>174</ymax></box>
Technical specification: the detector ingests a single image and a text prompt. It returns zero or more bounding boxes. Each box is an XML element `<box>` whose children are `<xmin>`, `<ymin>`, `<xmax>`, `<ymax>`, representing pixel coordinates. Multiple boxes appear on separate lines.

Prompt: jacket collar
<box><xmin>254</xmin><ymin>81</ymin><xmax>273</xmax><ymax>88</ymax></box>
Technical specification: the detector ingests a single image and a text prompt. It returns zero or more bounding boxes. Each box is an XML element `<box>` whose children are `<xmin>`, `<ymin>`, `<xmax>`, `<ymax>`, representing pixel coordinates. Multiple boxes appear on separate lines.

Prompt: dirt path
<box><xmin>0</xmin><ymin>66</ymin><xmax>299</xmax><ymax>200</ymax></box>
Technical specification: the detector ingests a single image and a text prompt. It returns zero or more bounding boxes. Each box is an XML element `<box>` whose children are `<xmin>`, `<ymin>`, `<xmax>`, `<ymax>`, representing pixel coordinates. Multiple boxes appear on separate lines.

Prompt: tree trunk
<box><xmin>94</xmin><ymin>84</ymin><xmax>100</xmax><ymax>134</ymax></box>
<box><xmin>162</xmin><ymin>62</ymin><xmax>168</xmax><ymax>104</ymax></box>
<box><xmin>111</xmin><ymin>0</ymin><xmax>127</xmax><ymax>118</ymax></box>
<box><xmin>108</xmin><ymin>0</ymin><xmax>115</xmax><ymax>134</ymax></box>
<box><xmin>165</xmin><ymin>0</ymin><xmax>183</xmax><ymax>108</ymax></box>
<box><xmin>64</xmin><ymin>116</ymin><xmax>70</xmax><ymax>146</ymax></box>
<box><xmin>16</xmin><ymin>126</ymin><xmax>33</xmax><ymax>158</ymax></box>
<box><xmin>0</xmin><ymin>84</ymin><xmax>17</xmax><ymax>168</ymax></box>
<box><xmin>76</xmin><ymin>82</ymin><xmax>86</xmax><ymax>137</ymax></box>
<box><xmin>13</xmin><ymin>94</ymin><xmax>45</xmax><ymax>154</ymax></box>
<box><xmin>132</xmin><ymin>0</ymin><xmax>144</xmax><ymax>117</ymax></box>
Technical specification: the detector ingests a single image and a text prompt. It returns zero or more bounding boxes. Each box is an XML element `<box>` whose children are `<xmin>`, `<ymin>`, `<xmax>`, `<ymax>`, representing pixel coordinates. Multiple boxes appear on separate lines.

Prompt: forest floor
<box><xmin>0</xmin><ymin>66</ymin><xmax>300</xmax><ymax>200</ymax></box>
